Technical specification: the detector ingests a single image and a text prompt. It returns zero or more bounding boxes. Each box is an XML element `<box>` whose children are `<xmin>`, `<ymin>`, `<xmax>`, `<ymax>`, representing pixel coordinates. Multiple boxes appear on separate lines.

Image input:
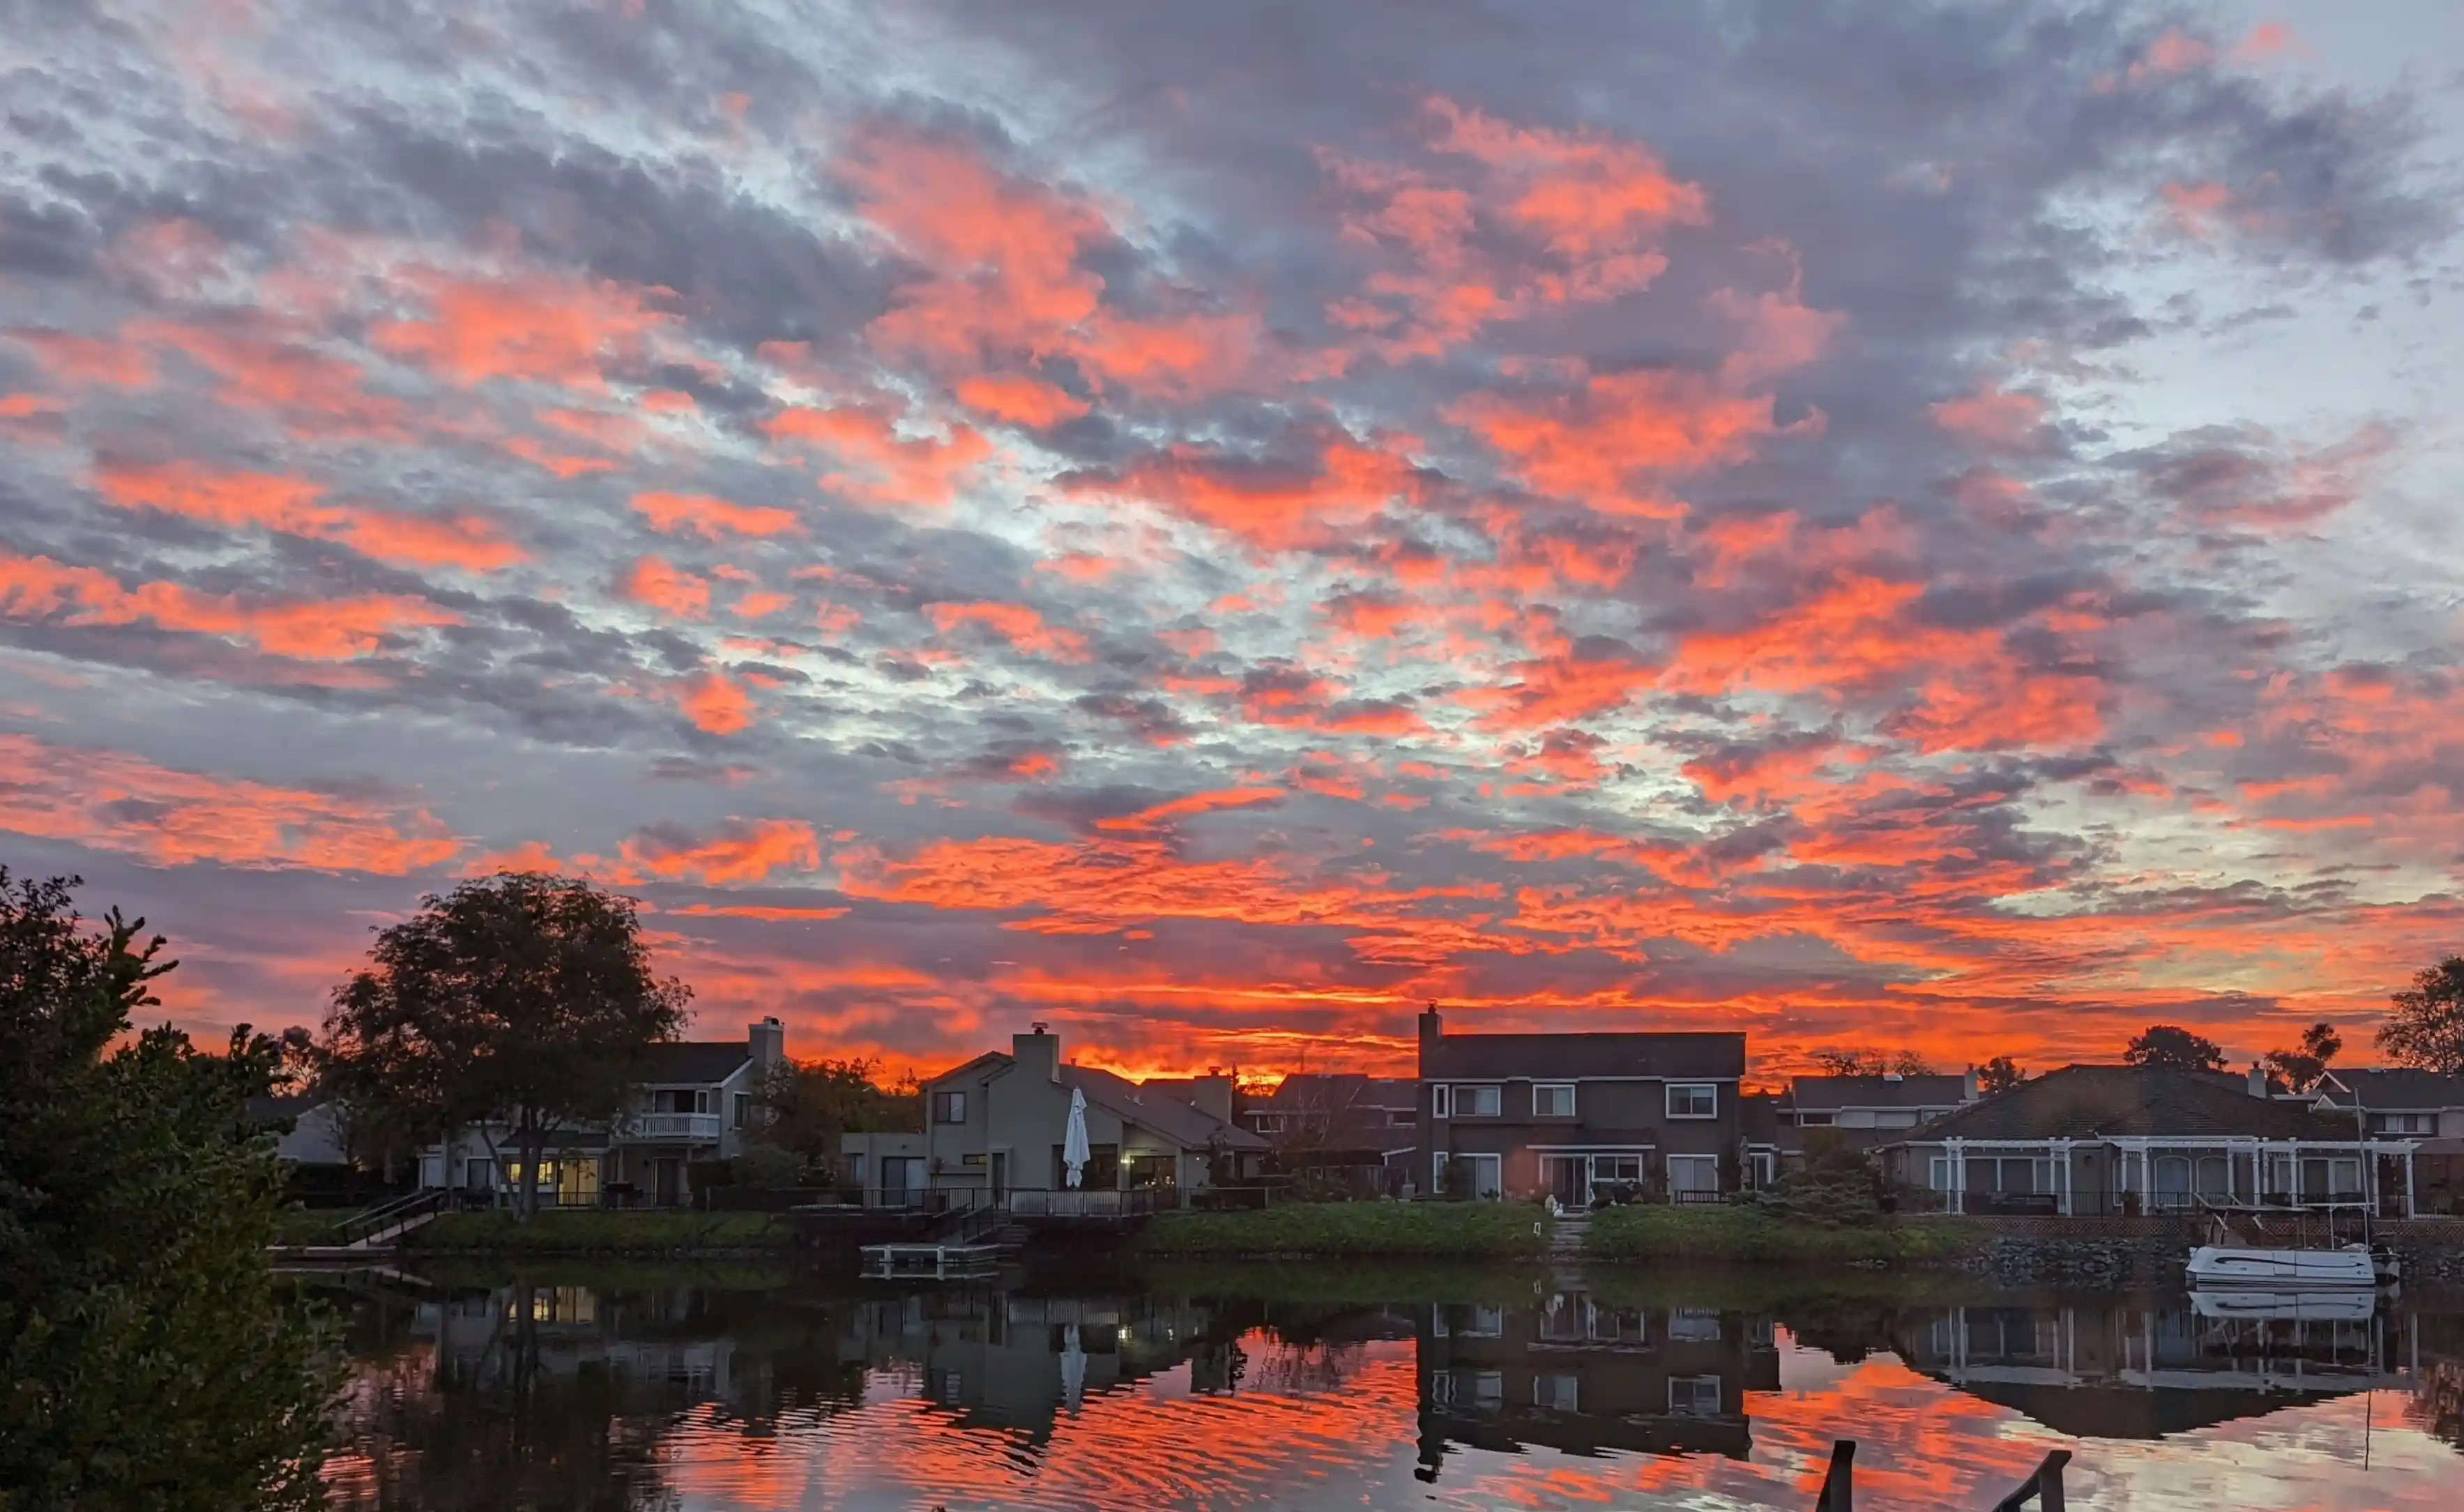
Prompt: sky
<box><xmin>3</xmin><ymin>1</ymin><xmax>2461</xmax><ymax>1083</ymax></box>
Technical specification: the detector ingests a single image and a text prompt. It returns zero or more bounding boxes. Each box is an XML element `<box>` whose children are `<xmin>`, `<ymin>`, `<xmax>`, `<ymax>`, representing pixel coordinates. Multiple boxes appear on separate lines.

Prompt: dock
<box><xmin>859</xmin><ymin>1239</ymin><xmax>1011</xmax><ymax>1280</ymax></box>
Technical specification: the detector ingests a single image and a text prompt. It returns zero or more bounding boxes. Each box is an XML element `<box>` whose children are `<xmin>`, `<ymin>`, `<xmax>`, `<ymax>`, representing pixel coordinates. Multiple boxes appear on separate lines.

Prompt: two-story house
<box><xmin>1416</xmin><ymin>1007</ymin><xmax>1747</xmax><ymax>1204</ymax></box>
<box><xmin>417</xmin><ymin>1017</ymin><xmax>786</xmax><ymax>1207</ymax></box>
<box><xmin>2311</xmin><ymin>1068</ymin><xmax>2464</xmax><ymax>1137</ymax></box>
<box><xmin>915</xmin><ymin>1025</ymin><xmax>1266</xmax><ymax>1202</ymax></box>
<box><xmin>1241</xmin><ymin>1072</ymin><xmax>1420</xmax><ymax>1193</ymax></box>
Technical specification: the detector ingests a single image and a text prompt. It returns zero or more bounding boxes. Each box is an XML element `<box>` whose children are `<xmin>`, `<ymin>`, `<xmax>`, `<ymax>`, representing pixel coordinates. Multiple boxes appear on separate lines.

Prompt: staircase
<box><xmin>1549</xmin><ymin>1208</ymin><xmax>1590</xmax><ymax>1260</ymax></box>
<box><xmin>272</xmin><ymin>1188</ymin><xmax>447</xmax><ymax>1257</ymax></box>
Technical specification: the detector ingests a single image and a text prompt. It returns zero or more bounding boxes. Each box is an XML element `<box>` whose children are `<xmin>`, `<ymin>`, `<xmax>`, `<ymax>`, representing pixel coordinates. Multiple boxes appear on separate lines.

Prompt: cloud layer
<box><xmin>3</xmin><ymin>1</ymin><xmax>2457</xmax><ymax>1079</ymax></box>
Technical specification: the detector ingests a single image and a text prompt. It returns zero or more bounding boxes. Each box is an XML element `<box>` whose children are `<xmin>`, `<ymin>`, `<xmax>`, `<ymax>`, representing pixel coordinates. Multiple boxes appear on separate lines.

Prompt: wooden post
<box><xmin>1813</xmin><ymin>1438</ymin><xmax>1854</xmax><ymax>1512</ymax></box>
<box><xmin>1988</xmin><ymin>1449</ymin><xmax>2071</xmax><ymax>1511</ymax></box>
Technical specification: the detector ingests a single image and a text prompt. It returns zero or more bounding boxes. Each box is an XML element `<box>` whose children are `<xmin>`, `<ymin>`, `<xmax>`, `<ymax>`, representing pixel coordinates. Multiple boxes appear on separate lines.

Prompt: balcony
<box><xmin>622</xmin><ymin>1112</ymin><xmax>724</xmax><ymax>1143</ymax></box>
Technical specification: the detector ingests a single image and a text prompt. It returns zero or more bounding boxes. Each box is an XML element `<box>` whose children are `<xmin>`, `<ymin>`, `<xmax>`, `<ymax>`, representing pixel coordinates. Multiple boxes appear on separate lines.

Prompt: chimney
<box><xmin>1014</xmin><ymin>1023</ymin><xmax>1060</xmax><ymax>1083</ymax></box>
<box><xmin>1963</xmin><ymin>1066</ymin><xmax>1980</xmax><ymax>1101</ymax></box>
<box><xmin>1417</xmin><ymin>1002</ymin><xmax>1444</xmax><ymax>1076</ymax></box>
<box><xmin>2246</xmin><ymin>1062</ymin><xmax>2269</xmax><ymax>1098</ymax></box>
<box><xmin>748</xmin><ymin>1017</ymin><xmax>786</xmax><ymax>1077</ymax></box>
<box><xmin>1185</xmin><ymin>1071</ymin><xmax>1234</xmax><ymax>1124</ymax></box>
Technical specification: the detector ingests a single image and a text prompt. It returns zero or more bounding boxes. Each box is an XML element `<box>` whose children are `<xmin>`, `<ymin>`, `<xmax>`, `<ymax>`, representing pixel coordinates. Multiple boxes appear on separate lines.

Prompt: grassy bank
<box><xmin>404</xmin><ymin>1210</ymin><xmax>788</xmax><ymax>1256</ymax></box>
<box><xmin>1134</xmin><ymin>1201</ymin><xmax>1551</xmax><ymax>1260</ymax></box>
<box><xmin>1583</xmin><ymin>1205</ymin><xmax>1978</xmax><ymax>1267</ymax></box>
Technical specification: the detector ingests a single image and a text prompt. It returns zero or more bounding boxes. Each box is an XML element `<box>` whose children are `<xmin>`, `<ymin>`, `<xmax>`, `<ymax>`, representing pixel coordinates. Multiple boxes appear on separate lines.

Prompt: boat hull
<box><xmin>2186</xmin><ymin>1243</ymin><xmax>2376</xmax><ymax>1288</ymax></box>
<box><xmin>2189</xmin><ymin>1287</ymin><xmax>2378</xmax><ymax>1322</ymax></box>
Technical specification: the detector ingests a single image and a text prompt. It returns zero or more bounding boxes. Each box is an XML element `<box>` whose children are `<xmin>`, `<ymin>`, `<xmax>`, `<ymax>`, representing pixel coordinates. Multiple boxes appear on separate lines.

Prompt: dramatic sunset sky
<box><xmin>3</xmin><ymin>1</ymin><xmax>2460</xmax><ymax>1081</ymax></box>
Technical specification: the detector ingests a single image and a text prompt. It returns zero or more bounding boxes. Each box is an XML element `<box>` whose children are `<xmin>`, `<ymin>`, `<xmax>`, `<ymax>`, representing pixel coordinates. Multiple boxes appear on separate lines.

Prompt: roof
<box><xmin>2315</xmin><ymin>1068</ymin><xmax>2464</xmax><ymax>1110</ymax></box>
<box><xmin>1258</xmin><ymin>1073</ymin><xmax>1417</xmax><ymax>1109</ymax></box>
<box><xmin>1740</xmin><ymin>1091</ymin><xmax>1781</xmax><ymax>1144</ymax></box>
<box><xmin>245</xmin><ymin>1093</ymin><xmax>333</xmax><ymax>1126</ymax></box>
<box><xmin>1896</xmin><ymin>1066</ymin><xmax>2362</xmax><ymax>1143</ymax></box>
<box><xmin>1061</xmin><ymin>1064</ymin><xmax>1269</xmax><ymax>1151</ymax></box>
<box><xmin>1788</xmin><ymin>1073</ymin><xmax>1970</xmax><ymax>1110</ymax></box>
<box><xmin>1422</xmin><ymin>1031</ymin><xmax>1744</xmax><ymax>1082</ymax></box>
<box><xmin>639</xmin><ymin>1040</ymin><xmax>753</xmax><ymax>1085</ymax></box>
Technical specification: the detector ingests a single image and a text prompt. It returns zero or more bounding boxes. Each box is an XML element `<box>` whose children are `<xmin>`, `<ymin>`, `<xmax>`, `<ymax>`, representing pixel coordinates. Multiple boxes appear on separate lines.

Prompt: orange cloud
<box><xmin>617</xmin><ymin>555</ymin><xmax>711</xmax><ymax>619</ymax></box>
<box><xmin>0</xmin><ymin>731</ymin><xmax>457</xmax><ymax>873</ymax></box>
<box><xmin>1929</xmin><ymin>383</ymin><xmax>2048</xmax><ymax>451</ymax></box>
<box><xmin>630</xmin><ymin>490</ymin><xmax>802</xmax><ymax>538</ymax></box>
<box><xmin>1070</xmin><ymin>432</ymin><xmax>1420</xmax><ymax>551</ymax></box>
<box><xmin>370</xmin><ymin>269</ymin><xmax>673</xmax><ymax>389</ymax></box>
<box><xmin>954</xmin><ymin>373</ymin><xmax>1090</xmax><ymax>428</ymax></box>
<box><xmin>0</xmin><ymin>547</ymin><xmax>453</xmax><ymax>658</ymax></box>
<box><xmin>1423</xmin><ymin>96</ymin><xmax>1710</xmax><ymax>256</ymax></box>
<box><xmin>764</xmin><ymin>404</ymin><xmax>989</xmax><ymax>507</ymax></box>
<box><xmin>1453</xmin><ymin>368</ymin><xmax>1802</xmax><ymax>515</ymax></box>
<box><xmin>618</xmin><ymin>819</ymin><xmax>820</xmax><ymax>884</ymax></box>
<box><xmin>10</xmin><ymin>329</ymin><xmax>159</xmax><ymax>387</ymax></box>
<box><xmin>94</xmin><ymin>460</ymin><xmax>522</xmax><ymax>570</ymax></box>
<box><xmin>1093</xmin><ymin>786</ymin><xmax>1285</xmax><ymax>833</ymax></box>
<box><xmin>677</xmin><ymin>669</ymin><xmax>753</xmax><ymax>734</ymax></box>
<box><xmin>926</xmin><ymin>600</ymin><xmax>1089</xmax><ymax>661</ymax></box>
<box><xmin>132</xmin><ymin>319</ymin><xmax>407</xmax><ymax>438</ymax></box>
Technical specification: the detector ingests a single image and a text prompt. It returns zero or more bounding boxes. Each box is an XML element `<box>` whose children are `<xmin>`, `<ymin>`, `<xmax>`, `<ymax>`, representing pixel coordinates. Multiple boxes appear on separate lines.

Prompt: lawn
<box><xmin>1583</xmin><ymin>1204</ymin><xmax>1979</xmax><ymax>1267</ymax></box>
<box><xmin>1133</xmin><ymin>1200</ymin><xmax>1551</xmax><ymax>1260</ymax></box>
<box><xmin>405</xmin><ymin>1210</ymin><xmax>787</xmax><ymax>1255</ymax></box>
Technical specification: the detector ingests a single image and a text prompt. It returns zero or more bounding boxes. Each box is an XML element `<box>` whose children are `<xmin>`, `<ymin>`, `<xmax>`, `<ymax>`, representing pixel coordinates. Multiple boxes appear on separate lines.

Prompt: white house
<box><xmin>417</xmin><ymin>1018</ymin><xmax>786</xmax><ymax>1207</ymax></box>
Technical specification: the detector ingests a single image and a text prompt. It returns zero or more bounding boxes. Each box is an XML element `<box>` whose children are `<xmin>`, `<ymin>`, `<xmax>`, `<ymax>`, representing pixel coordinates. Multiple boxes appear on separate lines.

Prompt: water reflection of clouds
<box><xmin>342</xmin><ymin>1283</ymin><xmax>2463</xmax><ymax>1511</ymax></box>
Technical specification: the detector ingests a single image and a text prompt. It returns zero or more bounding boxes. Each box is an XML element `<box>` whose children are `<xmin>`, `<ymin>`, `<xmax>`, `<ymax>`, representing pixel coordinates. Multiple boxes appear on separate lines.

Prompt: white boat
<box><xmin>2189</xmin><ymin>1287</ymin><xmax>2378</xmax><ymax>1322</ymax></box>
<box><xmin>2186</xmin><ymin>1241</ymin><xmax>2375</xmax><ymax>1288</ymax></box>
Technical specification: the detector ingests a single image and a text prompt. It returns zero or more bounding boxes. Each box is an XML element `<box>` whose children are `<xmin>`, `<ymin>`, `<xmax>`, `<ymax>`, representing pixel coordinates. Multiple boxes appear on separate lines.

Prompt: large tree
<box><xmin>750</xmin><ymin>1056</ymin><xmax>922</xmax><ymax>1179</ymax></box>
<box><xmin>2263</xmin><ymin>1020</ymin><xmax>2344</xmax><ymax>1093</ymax></box>
<box><xmin>1976</xmin><ymin>1055</ymin><xmax>2026</xmax><ymax>1094</ymax></box>
<box><xmin>2380</xmin><ymin>957</ymin><xmax>2464</xmax><ymax>1077</ymax></box>
<box><xmin>0</xmin><ymin>870</ymin><xmax>333</xmax><ymax>1511</ymax></box>
<box><xmin>2122</xmin><ymin>1023</ymin><xmax>2228</xmax><ymax>1074</ymax></box>
<box><xmin>321</xmin><ymin>872</ymin><xmax>690</xmax><ymax>1220</ymax></box>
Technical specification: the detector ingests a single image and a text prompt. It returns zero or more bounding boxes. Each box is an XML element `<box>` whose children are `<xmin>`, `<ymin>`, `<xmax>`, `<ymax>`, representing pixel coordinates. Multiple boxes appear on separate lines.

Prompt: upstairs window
<box><xmin>1455</xmin><ymin>1084</ymin><xmax>1502</xmax><ymax>1117</ymax></box>
<box><xmin>933</xmin><ymin>1090</ymin><xmax>968</xmax><ymax>1124</ymax></box>
<box><xmin>1533</xmin><ymin>1083</ymin><xmax>1576</xmax><ymax>1118</ymax></box>
<box><xmin>1796</xmin><ymin>1110</ymin><xmax>1834</xmax><ymax>1126</ymax></box>
<box><xmin>1668</xmin><ymin>1083</ymin><xmax>1718</xmax><ymax>1119</ymax></box>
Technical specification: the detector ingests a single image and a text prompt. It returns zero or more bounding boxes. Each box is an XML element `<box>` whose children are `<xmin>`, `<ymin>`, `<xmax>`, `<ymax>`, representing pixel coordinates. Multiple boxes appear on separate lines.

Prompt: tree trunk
<box><xmin>517</xmin><ymin>1124</ymin><xmax>544</xmax><ymax>1223</ymax></box>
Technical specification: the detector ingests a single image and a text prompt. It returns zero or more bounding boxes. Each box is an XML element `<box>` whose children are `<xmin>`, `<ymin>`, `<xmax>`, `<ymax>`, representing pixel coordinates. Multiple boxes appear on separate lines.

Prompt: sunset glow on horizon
<box><xmin>5</xmin><ymin>1</ymin><xmax>2461</xmax><ymax>1082</ymax></box>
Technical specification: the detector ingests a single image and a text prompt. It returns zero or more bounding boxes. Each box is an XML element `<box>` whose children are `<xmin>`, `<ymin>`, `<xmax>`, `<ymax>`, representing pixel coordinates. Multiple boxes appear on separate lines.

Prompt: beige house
<box><xmin>918</xmin><ymin>1025</ymin><xmax>1266</xmax><ymax>1204</ymax></box>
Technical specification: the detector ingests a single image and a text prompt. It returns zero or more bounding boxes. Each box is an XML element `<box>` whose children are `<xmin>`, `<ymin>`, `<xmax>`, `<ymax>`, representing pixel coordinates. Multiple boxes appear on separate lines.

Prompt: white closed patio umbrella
<box><xmin>1063</xmin><ymin>1086</ymin><xmax>1092</xmax><ymax>1189</ymax></box>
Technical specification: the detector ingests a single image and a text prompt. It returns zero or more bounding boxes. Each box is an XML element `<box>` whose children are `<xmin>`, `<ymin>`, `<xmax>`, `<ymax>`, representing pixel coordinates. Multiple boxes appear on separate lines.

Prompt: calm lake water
<box><xmin>321</xmin><ymin>1263</ymin><xmax>2464</xmax><ymax>1510</ymax></box>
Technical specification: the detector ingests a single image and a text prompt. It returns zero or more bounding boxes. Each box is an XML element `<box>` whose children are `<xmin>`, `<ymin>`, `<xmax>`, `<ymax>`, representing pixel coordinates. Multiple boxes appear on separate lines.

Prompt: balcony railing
<box><xmin>621</xmin><ymin>1112</ymin><xmax>724</xmax><ymax>1142</ymax></box>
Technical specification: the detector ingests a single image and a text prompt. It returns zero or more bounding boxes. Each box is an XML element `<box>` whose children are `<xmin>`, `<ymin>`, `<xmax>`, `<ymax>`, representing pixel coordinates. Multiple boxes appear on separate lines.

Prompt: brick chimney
<box><xmin>748</xmin><ymin>1017</ymin><xmax>786</xmax><ymax>1077</ymax></box>
<box><xmin>1014</xmin><ymin>1022</ymin><xmax>1060</xmax><ymax>1082</ymax></box>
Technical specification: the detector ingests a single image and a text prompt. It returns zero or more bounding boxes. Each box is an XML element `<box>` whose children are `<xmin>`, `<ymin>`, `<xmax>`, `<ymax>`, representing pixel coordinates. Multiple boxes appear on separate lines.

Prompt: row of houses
<box><xmin>370</xmin><ymin>1008</ymin><xmax>2464</xmax><ymax>1216</ymax></box>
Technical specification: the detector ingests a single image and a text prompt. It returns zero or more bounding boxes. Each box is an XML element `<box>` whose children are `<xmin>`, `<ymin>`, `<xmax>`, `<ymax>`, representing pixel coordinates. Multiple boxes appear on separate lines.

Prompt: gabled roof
<box><xmin>1258</xmin><ymin>1073</ymin><xmax>1417</xmax><ymax>1109</ymax></box>
<box><xmin>2315</xmin><ymin>1068</ymin><xmax>2464</xmax><ymax>1110</ymax></box>
<box><xmin>639</xmin><ymin>1040</ymin><xmax>753</xmax><ymax>1085</ymax></box>
<box><xmin>926</xmin><ymin>1049</ymin><xmax>1015</xmax><ymax>1088</ymax></box>
<box><xmin>1422</xmin><ymin>1031</ymin><xmax>1743</xmax><ymax>1082</ymax></box>
<box><xmin>1896</xmin><ymin>1066</ymin><xmax>2361</xmax><ymax>1143</ymax></box>
<box><xmin>1062</xmin><ymin>1064</ymin><xmax>1268</xmax><ymax>1150</ymax></box>
<box><xmin>1788</xmin><ymin>1073</ymin><xmax>1970</xmax><ymax>1110</ymax></box>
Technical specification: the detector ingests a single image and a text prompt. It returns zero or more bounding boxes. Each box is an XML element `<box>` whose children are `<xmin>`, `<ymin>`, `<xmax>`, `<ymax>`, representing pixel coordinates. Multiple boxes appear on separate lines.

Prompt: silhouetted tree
<box><xmin>750</xmin><ymin>1055</ymin><xmax>922</xmax><ymax>1179</ymax></box>
<box><xmin>2263</xmin><ymin>1020</ymin><xmax>2344</xmax><ymax>1093</ymax></box>
<box><xmin>1</xmin><ymin>870</ymin><xmax>333</xmax><ymax>1510</ymax></box>
<box><xmin>2381</xmin><ymin>957</ymin><xmax>2464</xmax><ymax>1076</ymax></box>
<box><xmin>321</xmin><ymin>872</ymin><xmax>690</xmax><ymax>1220</ymax></box>
<box><xmin>2122</xmin><ymin>1024</ymin><xmax>2227</xmax><ymax>1074</ymax></box>
<box><xmin>1976</xmin><ymin>1055</ymin><xmax>2025</xmax><ymax>1094</ymax></box>
<box><xmin>1810</xmin><ymin>1047</ymin><xmax>1934</xmax><ymax>1078</ymax></box>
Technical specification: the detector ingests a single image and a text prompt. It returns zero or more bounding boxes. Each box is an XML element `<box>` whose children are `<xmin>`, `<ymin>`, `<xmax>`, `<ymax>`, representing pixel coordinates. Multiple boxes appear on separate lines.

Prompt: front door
<box><xmin>650</xmin><ymin>1157</ymin><xmax>683</xmax><ymax>1207</ymax></box>
<box><xmin>991</xmin><ymin>1150</ymin><xmax>1009</xmax><ymax>1201</ymax></box>
<box><xmin>1542</xmin><ymin>1155</ymin><xmax>1585</xmax><ymax>1208</ymax></box>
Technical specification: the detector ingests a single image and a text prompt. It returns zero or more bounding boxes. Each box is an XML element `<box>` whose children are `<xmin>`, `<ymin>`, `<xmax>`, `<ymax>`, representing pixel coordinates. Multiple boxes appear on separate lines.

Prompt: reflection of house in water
<box><xmin>1416</xmin><ymin>1296</ymin><xmax>1779</xmax><ymax>1476</ymax></box>
<box><xmin>415</xmin><ymin>1285</ymin><xmax>745</xmax><ymax>1407</ymax></box>
<box><xmin>1892</xmin><ymin>1301</ymin><xmax>2419</xmax><ymax>1438</ymax></box>
<box><xmin>838</xmin><ymin>1289</ymin><xmax>1228</xmax><ymax>1442</ymax></box>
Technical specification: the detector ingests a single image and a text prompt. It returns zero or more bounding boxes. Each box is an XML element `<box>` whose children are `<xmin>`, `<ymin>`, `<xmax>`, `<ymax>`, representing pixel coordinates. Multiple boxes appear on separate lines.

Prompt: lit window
<box><xmin>1534</xmin><ymin>1083</ymin><xmax>1576</xmax><ymax>1118</ymax></box>
<box><xmin>1668</xmin><ymin>1084</ymin><xmax>1718</xmax><ymax>1119</ymax></box>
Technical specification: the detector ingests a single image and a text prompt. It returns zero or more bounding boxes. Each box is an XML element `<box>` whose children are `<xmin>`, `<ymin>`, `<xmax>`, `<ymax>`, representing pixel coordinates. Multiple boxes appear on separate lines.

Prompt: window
<box><xmin>1928</xmin><ymin>1156</ymin><xmax>1952</xmax><ymax>1191</ymax></box>
<box><xmin>1534</xmin><ymin>1374</ymin><xmax>1580</xmax><ymax>1411</ymax></box>
<box><xmin>1438</xmin><ymin>1151</ymin><xmax>1502</xmax><ymax>1200</ymax></box>
<box><xmin>732</xmin><ymin>1093</ymin><xmax>751</xmax><ymax>1129</ymax></box>
<box><xmin>1669</xmin><ymin>1375</ymin><xmax>1723</xmax><ymax>1416</ymax></box>
<box><xmin>1669</xmin><ymin>1308</ymin><xmax>1723</xmax><ymax>1342</ymax></box>
<box><xmin>1589</xmin><ymin>1154</ymin><xmax>1644</xmax><ymax>1185</ymax></box>
<box><xmin>1668</xmin><ymin>1084</ymin><xmax>1717</xmax><ymax>1118</ymax></box>
<box><xmin>1797</xmin><ymin>1110</ymin><xmax>1834</xmax><ymax>1126</ymax></box>
<box><xmin>1431</xmin><ymin>1085</ymin><xmax>1452</xmax><ymax>1119</ymax></box>
<box><xmin>464</xmin><ymin>1157</ymin><xmax>494</xmax><ymax>1190</ymax></box>
<box><xmin>1533</xmin><ymin>1082</ymin><xmax>1576</xmax><ymax>1118</ymax></box>
<box><xmin>2374</xmin><ymin>1112</ymin><xmax>2434</xmax><ymax>1135</ymax></box>
<box><xmin>1454</xmin><ymin>1084</ymin><xmax>1502</xmax><ymax>1117</ymax></box>
<box><xmin>1666</xmin><ymin>1154</ymin><xmax>1719</xmax><ymax>1199</ymax></box>
<box><xmin>1387</xmin><ymin>1107</ymin><xmax>1417</xmax><ymax>1127</ymax></box>
<box><xmin>934</xmin><ymin>1090</ymin><xmax>968</xmax><ymax>1124</ymax></box>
